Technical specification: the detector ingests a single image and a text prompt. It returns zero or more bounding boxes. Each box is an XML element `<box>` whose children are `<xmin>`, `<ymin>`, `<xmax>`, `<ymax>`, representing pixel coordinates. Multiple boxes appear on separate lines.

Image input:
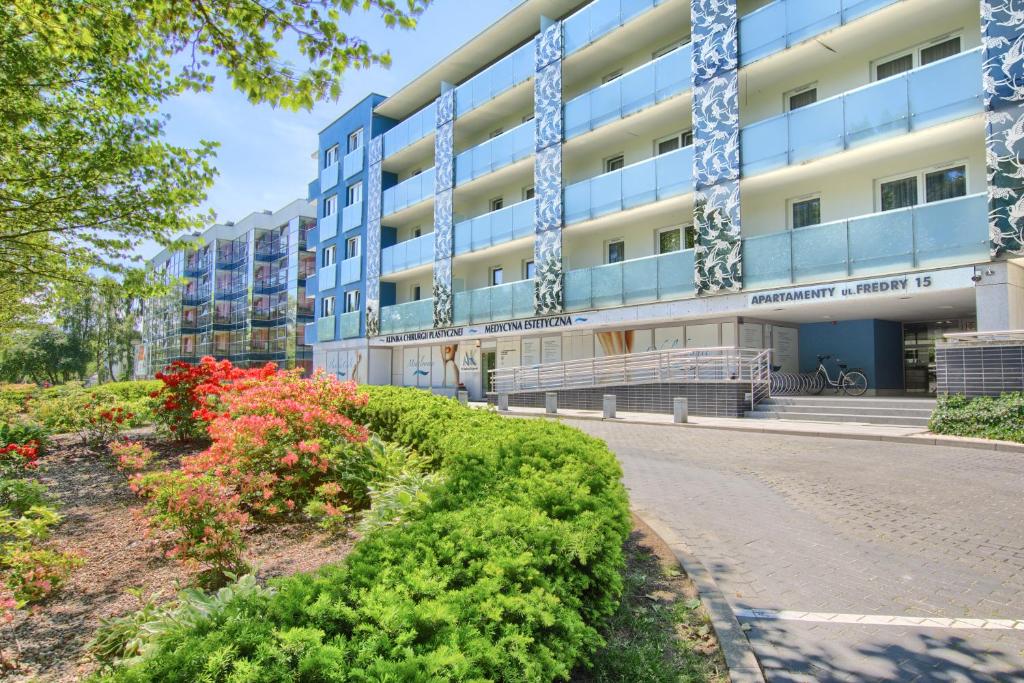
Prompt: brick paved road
<box><xmin>571</xmin><ymin>421</ymin><xmax>1024</xmax><ymax>682</ymax></box>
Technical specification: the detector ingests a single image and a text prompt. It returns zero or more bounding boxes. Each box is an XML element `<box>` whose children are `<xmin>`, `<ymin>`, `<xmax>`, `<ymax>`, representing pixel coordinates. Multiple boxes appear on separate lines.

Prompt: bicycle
<box><xmin>809</xmin><ymin>355</ymin><xmax>869</xmax><ymax>396</ymax></box>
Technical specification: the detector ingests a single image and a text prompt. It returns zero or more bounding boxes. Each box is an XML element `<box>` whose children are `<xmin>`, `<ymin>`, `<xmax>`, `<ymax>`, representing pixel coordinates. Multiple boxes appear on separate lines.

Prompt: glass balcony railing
<box><xmin>317</xmin><ymin>315</ymin><xmax>335</xmax><ymax>342</ymax></box>
<box><xmin>563</xmin><ymin>0</ymin><xmax>662</xmax><ymax>56</ymax></box>
<box><xmin>565</xmin><ymin>249</ymin><xmax>696</xmax><ymax>312</ymax></box>
<box><xmin>455</xmin><ymin>41</ymin><xmax>534</xmax><ymax>118</ymax></box>
<box><xmin>380</xmin><ymin>298</ymin><xmax>434</xmax><ymax>335</ymax></box>
<box><xmin>382</xmin><ymin>232</ymin><xmax>435</xmax><ymax>274</ymax></box>
<box><xmin>320</xmin><ymin>161</ymin><xmax>339</xmax><ymax>193</ymax></box>
<box><xmin>741</xmin><ymin>48</ymin><xmax>983</xmax><ymax>177</ymax></box>
<box><xmin>453</xmin><ymin>280</ymin><xmax>534</xmax><ymax>326</ymax></box>
<box><xmin>565</xmin><ymin>145</ymin><xmax>693</xmax><ymax>225</ymax></box>
<box><xmin>339</xmin><ymin>255</ymin><xmax>361</xmax><ymax>285</ymax></box>
<box><xmin>382</xmin><ymin>167</ymin><xmax>435</xmax><ymax>216</ymax></box>
<box><xmin>454</xmin><ymin>199</ymin><xmax>535</xmax><ymax>256</ymax></box>
<box><xmin>454</xmin><ymin>122</ymin><xmax>533</xmax><ymax>186</ymax></box>
<box><xmin>739</xmin><ymin>0</ymin><xmax>901</xmax><ymax>66</ymax></box>
<box><xmin>342</xmin><ymin>201</ymin><xmax>362</xmax><ymax>232</ymax></box>
<box><xmin>382</xmin><ymin>101</ymin><xmax>438</xmax><ymax>160</ymax></box>
<box><xmin>318</xmin><ymin>263</ymin><xmax>337</xmax><ymax>291</ymax></box>
<box><xmin>565</xmin><ymin>43</ymin><xmax>691</xmax><ymax>139</ymax></box>
<box><xmin>339</xmin><ymin>311</ymin><xmax>361</xmax><ymax>339</ymax></box>
<box><xmin>343</xmin><ymin>146</ymin><xmax>363</xmax><ymax>179</ymax></box>
<box><xmin>319</xmin><ymin>213</ymin><xmax>338</xmax><ymax>241</ymax></box>
<box><xmin>744</xmin><ymin>193</ymin><xmax>989</xmax><ymax>290</ymax></box>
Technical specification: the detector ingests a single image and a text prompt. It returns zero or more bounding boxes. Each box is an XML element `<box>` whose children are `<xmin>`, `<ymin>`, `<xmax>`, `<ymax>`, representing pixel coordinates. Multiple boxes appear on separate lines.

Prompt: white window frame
<box><xmin>787</xmin><ymin>193</ymin><xmax>822</xmax><ymax>229</ymax></box>
<box><xmin>344</xmin><ymin>290</ymin><xmax>361</xmax><ymax>313</ymax></box>
<box><xmin>489</xmin><ymin>128</ymin><xmax>504</xmax><ymax>139</ymax></box>
<box><xmin>346</xmin><ymin>181</ymin><xmax>363</xmax><ymax>206</ymax></box>
<box><xmin>601</xmin><ymin>69</ymin><xmax>623</xmax><ymax>84</ymax></box>
<box><xmin>784</xmin><ymin>83</ymin><xmax>818</xmax><ymax>112</ymax></box>
<box><xmin>523</xmin><ymin>259</ymin><xmax>536</xmax><ymax>280</ymax></box>
<box><xmin>411</xmin><ymin>284</ymin><xmax>422</xmax><ymax>301</ymax></box>
<box><xmin>652</xmin><ymin>37</ymin><xmax>689</xmax><ymax>59</ymax></box>
<box><xmin>345</xmin><ymin>236</ymin><xmax>360</xmax><ymax>259</ymax></box>
<box><xmin>489</xmin><ymin>196</ymin><xmax>504</xmax><ymax>212</ymax></box>
<box><xmin>655</xmin><ymin>226</ymin><xmax>683</xmax><ymax>254</ymax></box>
<box><xmin>522</xmin><ymin>185</ymin><xmax>535</xmax><ymax>200</ymax></box>
<box><xmin>874</xmin><ymin>160</ymin><xmax>969</xmax><ymax>212</ymax></box>
<box><xmin>321</xmin><ymin>295</ymin><xmax>336</xmax><ymax>317</ymax></box>
<box><xmin>871</xmin><ymin>32</ymin><xmax>963</xmax><ymax>82</ymax></box>
<box><xmin>654</xmin><ymin>130</ymin><xmax>693</xmax><ymax>156</ymax></box>
<box><xmin>605</xmin><ymin>238</ymin><xmax>625</xmax><ymax>264</ymax></box>
<box><xmin>347</xmin><ymin>128</ymin><xmax>364</xmax><ymax>153</ymax></box>
<box><xmin>411</xmin><ymin>226</ymin><xmax>422</xmax><ymax>238</ymax></box>
<box><xmin>604</xmin><ymin>154</ymin><xmax>625</xmax><ymax>173</ymax></box>
<box><xmin>324</xmin><ymin>145</ymin><xmax>339</xmax><ymax>167</ymax></box>
<box><xmin>489</xmin><ymin>266</ymin><xmax>504</xmax><ymax>287</ymax></box>
<box><xmin>522</xmin><ymin>114</ymin><xmax>535</xmax><ymax>123</ymax></box>
<box><xmin>322</xmin><ymin>244</ymin><xmax>337</xmax><ymax>267</ymax></box>
<box><xmin>323</xmin><ymin>194</ymin><xmax>338</xmax><ymax>217</ymax></box>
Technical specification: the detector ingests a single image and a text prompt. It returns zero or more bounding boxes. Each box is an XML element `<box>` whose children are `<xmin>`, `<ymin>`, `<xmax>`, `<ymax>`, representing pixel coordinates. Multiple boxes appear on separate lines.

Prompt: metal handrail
<box><xmin>490</xmin><ymin>346</ymin><xmax>768</xmax><ymax>394</ymax></box>
<box><xmin>940</xmin><ymin>330</ymin><xmax>1024</xmax><ymax>346</ymax></box>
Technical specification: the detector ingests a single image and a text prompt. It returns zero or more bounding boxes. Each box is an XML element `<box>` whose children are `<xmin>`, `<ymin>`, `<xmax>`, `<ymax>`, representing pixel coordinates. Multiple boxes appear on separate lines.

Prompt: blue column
<box><xmin>691</xmin><ymin>0</ymin><xmax>742</xmax><ymax>294</ymax></box>
<box><xmin>364</xmin><ymin>136</ymin><xmax>384</xmax><ymax>337</ymax></box>
<box><xmin>982</xmin><ymin>1</ymin><xmax>1024</xmax><ymax>257</ymax></box>
<box><xmin>433</xmin><ymin>87</ymin><xmax>456</xmax><ymax>327</ymax></box>
<box><xmin>534</xmin><ymin>19</ymin><xmax>564</xmax><ymax>316</ymax></box>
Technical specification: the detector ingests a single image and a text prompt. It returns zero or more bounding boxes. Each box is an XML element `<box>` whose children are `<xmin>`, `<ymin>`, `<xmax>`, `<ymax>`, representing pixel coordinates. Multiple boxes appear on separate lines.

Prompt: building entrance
<box><xmin>902</xmin><ymin>319</ymin><xmax>976</xmax><ymax>394</ymax></box>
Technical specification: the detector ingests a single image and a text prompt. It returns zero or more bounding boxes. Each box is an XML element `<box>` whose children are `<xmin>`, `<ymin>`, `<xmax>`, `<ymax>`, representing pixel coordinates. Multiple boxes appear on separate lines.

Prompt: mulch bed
<box><xmin>2</xmin><ymin>429</ymin><xmax>356</xmax><ymax>682</ymax></box>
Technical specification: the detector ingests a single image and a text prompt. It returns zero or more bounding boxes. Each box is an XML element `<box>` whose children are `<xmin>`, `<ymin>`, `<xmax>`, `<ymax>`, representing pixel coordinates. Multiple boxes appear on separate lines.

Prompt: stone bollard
<box><xmin>498</xmin><ymin>393</ymin><xmax>509</xmax><ymax>412</ymax></box>
<box><xmin>457</xmin><ymin>390</ymin><xmax>468</xmax><ymax>406</ymax></box>
<box><xmin>603</xmin><ymin>394</ymin><xmax>616</xmax><ymax>419</ymax></box>
<box><xmin>673</xmin><ymin>397</ymin><xmax>689</xmax><ymax>424</ymax></box>
<box><xmin>545</xmin><ymin>392</ymin><xmax>558</xmax><ymax>414</ymax></box>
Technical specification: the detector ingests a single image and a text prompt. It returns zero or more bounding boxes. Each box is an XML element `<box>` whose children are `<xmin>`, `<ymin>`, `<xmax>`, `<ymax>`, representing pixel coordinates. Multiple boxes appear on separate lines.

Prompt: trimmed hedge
<box><xmin>95</xmin><ymin>386</ymin><xmax>632</xmax><ymax>682</ymax></box>
<box><xmin>929</xmin><ymin>392</ymin><xmax>1024</xmax><ymax>443</ymax></box>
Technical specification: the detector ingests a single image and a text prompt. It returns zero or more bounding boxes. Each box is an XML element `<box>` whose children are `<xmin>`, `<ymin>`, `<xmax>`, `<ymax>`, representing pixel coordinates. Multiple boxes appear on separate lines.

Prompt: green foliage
<box><xmin>93</xmin><ymin>387</ymin><xmax>632</xmax><ymax>682</ymax></box>
<box><xmin>0</xmin><ymin>504</ymin><xmax>83</xmax><ymax>606</ymax></box>
<box><xmin>25</xmin><ymin>380</ymin><xmax>158</xmax><ymax>435</ymax></box>
<box><xmin>0</xmin><ymin>421</ymin><xmax>49</xmax><ymax>454</ymax></box>
<box><xmin>0</xmin><ymin>479</ymin><xmax>49</xmax><ymax>517</ymax></box>
<box><xmin>930</xmin><ymin>393</ymin><xmax>1024</xmax><ymax>443</ymax></box>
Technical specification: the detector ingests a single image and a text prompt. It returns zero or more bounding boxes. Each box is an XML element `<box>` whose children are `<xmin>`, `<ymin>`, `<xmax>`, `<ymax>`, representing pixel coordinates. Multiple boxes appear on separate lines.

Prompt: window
<box><xmin>323</xmin><ymin>195</ymin><xmax>338</xmax><ymax>217</ymax></box>
<box><xmin>489</xmin><ymin>196</ymin><xmax>504</xmax><ymax>212</ymax></box>
<box><xmin>656</xmin><ymin>131</ymin><xmax>693</xmax><ymax>155</ymax></box>
<box><xmin>523</xmin><ymin>186</ymin><xmax>535</xmax><ymax>200</ymax></box>
<box><xmin>322</xmin><ymin>244</ymin><xmax>336</xmax><ymax>267</ymax></box>
<box><xmin>879</xmin><ymin>176</ymin><xmax>918</xmax><ymax>211</ymax></box>
<box><xmin>524</xmin><ymin>260</ymin><xmax>536</xmax><ymax>279</ymax></box>
<box><xmin>653</xmin><ymin>38</ymin><xmax>688</xmax><ymax>59</ymax></box>
<box><xmin>522</xmin><ymin>114</ymin><xmax>535</xmax><ymax>123</ymax></box>
<box><xmin>878</xmin><ymin>163</ymin><xmax>967</xmax><ymax>211</ymax></box>
<box><xmin>874</xmin><ymin>34</ymin><xmax>961</xmax><ymax>81</ymax></box>
<box><xmin>324</xmin><ymin>145</ymin><xmax>339</xmax><ymax>167</ymax></box>
<box><xmin>656</xmin><ymin>227</ymin><xmax>681</xmax><ymax>254</ymax></box>
<box><xmin>489</xmin><ymin>128</ymin><xmax>504</xmax><ymax>139</ymax></box>
<box><xmin>347</xmin><ymin>128</ymin><xmax>364</xmax><ymax>152</ymax></box>
<box><xmin>785</xmin><ymin>85</ymin><xmax>818</xmax><ymax>112</ymax></box>
<box><xmin>345</xmin><ymin>236</ymin><xmax>360</xmax><ymax>259</ymax></box>
<box><xmin>321</xmin><ymin>296</ymin><xmax>336</xmax><ymax>317</ymax></box>
<box><xmin>344</xmin><ymin>290</ymin><xmax>360</xmax><ymax>313</ymax></box>
<box><xmin>789</xmin><ymin>196</ymin><xmax>822</xmax><ymax>228</ymax></box>
<box><xmin>601</xmin><ymin>70</ymin><xmax>623</xmax><ymax>84</ymax></box>
<box><xmin>412</xmin><ymin>285</ymin><xmax>422</xmax><ymax>301</ymax></box>
<box><xmin>490</xmin><ymin>267</ymin><xmax>504</xmax><ymax>286</ymax></box>
<box><xmin>606</xmin><ymin>239</ymin><xmax>625</xmax><ymax>264</ymax></box>
<box><xmin>684</xmin><ymin>225</ymin><xmax>696</xmax><ymax>250</ymax></box>
<box><xmin>347</xmin><ymin>181</ymin><xmax>363</xmax><ymax>206</ymax></box>
<box><xmin>605</xmin><ymin>154</ymin><xmax>625</xmax><ymax>173</ymax></box>
<box><xmin>925</xmin><ymin>165</ymin><xmax>967</xmax><ymax>203</ymax></box>
<box><xmin>412</xmin><ymin>226</ymin><xmax>422</xmax><ymax>238</ymax></box>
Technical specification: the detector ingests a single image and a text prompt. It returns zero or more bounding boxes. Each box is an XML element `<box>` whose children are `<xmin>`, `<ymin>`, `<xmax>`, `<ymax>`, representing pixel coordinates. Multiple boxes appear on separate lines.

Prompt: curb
<box><xmin>496</xmin><ymin>409</ymin><xmax>1024</xmax><ymax>453</ymax></box>
<box><xmin>632</xmin><ymin>508</ymin><xmax>766</xmax><ymax>683</ymax></box>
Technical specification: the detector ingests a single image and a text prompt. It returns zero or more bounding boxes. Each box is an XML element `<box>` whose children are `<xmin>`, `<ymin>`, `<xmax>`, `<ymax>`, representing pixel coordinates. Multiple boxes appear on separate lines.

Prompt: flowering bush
<box><xmin>0</xmin><ymin>422</ymin><xmax>46</xmax><ymax>477</ymax></box>
<box><xmin>81</xmin><ymin>403</ymin><xmax>134</xmax><ymax>448</ymax></box>
<box><xmin>108</xmin><ymin>441</ymin><xmax>155</xmax><ymax>475</ymax></box>
<box><xmin>151</xmin><ymin>357</ymin><xmax>277</xmax><ymax>441</ymax></box>
<box><xmin>0</xmin><ymin>504</ymin><xmax>83</xmax><ymax>606</ymax></box>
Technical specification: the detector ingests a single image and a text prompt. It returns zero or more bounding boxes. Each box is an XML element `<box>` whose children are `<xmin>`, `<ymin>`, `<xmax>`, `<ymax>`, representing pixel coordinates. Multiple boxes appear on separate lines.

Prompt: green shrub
<box><xmin>930</xmin><ymin>393</ymin><xmax>1024</xmax><ymax>443</ymax></box>
<box><xmin>93</xmin><ymin>386</ymin><xmax>631</xmax><ymax>682</ymax></box>
<box><xmin>27</xmin><ymin>381</ymin><xmax>158</xmax><ymax>435</ymax></box>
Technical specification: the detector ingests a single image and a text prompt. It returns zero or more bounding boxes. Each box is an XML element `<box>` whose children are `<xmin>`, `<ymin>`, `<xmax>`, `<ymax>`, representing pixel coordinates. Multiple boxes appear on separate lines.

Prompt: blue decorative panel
<box><xmin>691</xmin><ymin>0</ymin><xmax>742</xmax><ymax>294</ymax></box>
<box><xmin>433</xmin><ymin>91</ymin><xmax>456</xmax><ymax>327</ymax></box>
<box><xmin>365</xmin><ymin>135</ymin><xmax>384</xmax><ymax>336</ymax></box>
<box><xmin>437</xmin><ymin>88</ymin><xmax>455</xmax><ymax>127</ymax></box>
<box><xmin>435</xmin><ymin>121</ymin><xmax>454</xmax><ymax>193</ymax></box>
<box><xmin>533</xmin><ymin>21</ymin><xmax>564</xmax><ymax>315</ymax></box>
<box><xmin>982</xmin><ymin>0</ymin><xmax>1024</xmax><ymax>257</ymax></box>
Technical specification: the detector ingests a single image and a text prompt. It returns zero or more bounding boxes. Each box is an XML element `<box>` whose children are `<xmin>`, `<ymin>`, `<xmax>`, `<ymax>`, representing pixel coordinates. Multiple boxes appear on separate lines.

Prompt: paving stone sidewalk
<box><xmin>570</xmin><ymin>420</ymin><xmax>1024</xmax><ymax>682</ymax></box>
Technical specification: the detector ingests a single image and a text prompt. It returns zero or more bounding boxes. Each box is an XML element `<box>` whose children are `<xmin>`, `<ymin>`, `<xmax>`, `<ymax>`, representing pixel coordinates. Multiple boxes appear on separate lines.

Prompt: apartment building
<box><xmin>143</xmin><ymin>199</ymin><xmax>317</xmax><ymax>377</ymax></box>
<box><xmin>306</xmin><ymin>0</ymin><xmax>1024</xmax><ymax>406</ymax></box>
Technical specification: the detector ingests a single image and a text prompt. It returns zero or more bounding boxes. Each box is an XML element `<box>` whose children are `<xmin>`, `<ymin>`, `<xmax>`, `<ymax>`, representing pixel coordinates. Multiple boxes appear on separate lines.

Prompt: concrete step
<box><xmin>744</xmin><ymin>410</ymin><xmax>930</xmax><ymax>427</ymax></box>
<box><xmin>761</xmin><ymin>396</ymin><xmax>936</xmax><ymax>409</ymax></box>
<box><xmin>749</xmin><ymin>404</ymin><xmax>934</xmax><ymax>418</ymax></box>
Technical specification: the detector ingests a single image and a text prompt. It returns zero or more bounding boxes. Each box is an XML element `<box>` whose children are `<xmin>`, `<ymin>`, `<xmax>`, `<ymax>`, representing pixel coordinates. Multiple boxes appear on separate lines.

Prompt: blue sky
<box><xmin>145</xmin><ymin>1</ymin><xmax>518</xmax><ymax>259</ymax></box>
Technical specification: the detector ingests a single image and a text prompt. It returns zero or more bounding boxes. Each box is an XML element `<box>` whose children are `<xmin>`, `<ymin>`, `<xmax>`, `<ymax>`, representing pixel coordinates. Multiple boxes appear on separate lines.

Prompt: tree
<box><xmin>0</xmin><ymin>0</ymin><xmax>429</xmax><ymax>328</ymax></box>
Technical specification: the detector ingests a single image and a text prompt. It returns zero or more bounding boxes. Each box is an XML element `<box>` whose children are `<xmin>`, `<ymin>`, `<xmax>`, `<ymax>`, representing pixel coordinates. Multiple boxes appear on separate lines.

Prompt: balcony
<box><xmin>254</xmin><ymin>239</ymin><xmax>287</xmax><ymax>260</ymax></box>
<box><xmin>317</xmin><ymin>315</ymin><xmax>336</xmax><ymax>342</ymax></box>
<box><xmin>380</xmin><ymin>298</ymin><xmax>434</xmax><ymax>335</ymax></box>
<box><xmin>739</xmin><ymin>0</ymin><xmax>901</xmax><ymax>66</ymax></box>
<box><xmin>319</xmin><ymin>212</ymin><xmax>338</xmax><ymax>241</ymax></box>
<box><xmin>341</xmin><ymin>201</ymin><xmax>363</xmax><ymax>232</ymax></box>
<box><xmin>743</xmin><ymin>193</ymin><xmax>990</xmax><ymax>290</ymax></box>
<box><xmin>253</xmin><ymin>275</ymin><xmax>287</xmax><ymax>294</ymax></box>
<box><xmin>339</xmin><ymin>311</ymin><xmax>361</xmax><ymax>339</ymax></box>
<box><xmin>454</xmin><ymin>199</ymin><xmax>535</xmax><ymax>256</ymax></box>
<box><xmin>455</xmin><ymin>41</ymin><xmax>534</xmax><ymax>118</ymax></box>
<box><xmin>304</xmin><ymin>321</ymin><xmax>317</xmax><ymax>345</ymax></box>
<box><xmin>454</xmin><ymin>122</ymin><xmax>532</xmax><ymax>186</ymax></box>
<box><xmin>565</xmin><ymin>43</ymin><xmax>691</xmax><ymax>140</ymax></box>
<box><xmin>565</xmin><ymin>145</ymin><xmax>693</xmax><ymax>225</ymax></box>
<box><xmin>382</xmin><ymin>167</ymin><xmax>435</xmax><ymax>217</ymax></box>
<box><xmin>343</xmin><ymin>146</ymin><xmax>363</xmax><ymax>179</ymax></box>
<box><xmin>382</xmin><ymin>232</ymin><xmax>435</xmax><ymax>275</ymax></box>
<box><xmin>318</xmin><ymin>263</ymin><xmax>337</xmax><ymax>291</ymax></box>
<box><xmin>382</xmin><ymin>101</ymin><xmax>438</xmax><ymax>160</ymax></box>
<box><xmin>453</xmin><ymin>280</ymin><xmax>534</xmax><ymax>325</ymax></box>
<box><xmin>340</xmin><ymin>255</ymin><xmax>361</xmax><ymax>285</ymax></box>
<box><xmin>320</xmin><ymin>161</ymin><xmax>340</xmax><ymax>193</ymax></box>
<box><xmin>563</xmin><ymin>0</ymin><xmax>662</xmax><ymax>56</ymax></box>
<box><xmin>565</xmin><ymin>249</ymin><xmax>696</xmax><ymax>312</ymax></box>
<box><xmin>741</xmin><ymin>48</ymin><xmax>983</xmax><ymax>177</ymax></box>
